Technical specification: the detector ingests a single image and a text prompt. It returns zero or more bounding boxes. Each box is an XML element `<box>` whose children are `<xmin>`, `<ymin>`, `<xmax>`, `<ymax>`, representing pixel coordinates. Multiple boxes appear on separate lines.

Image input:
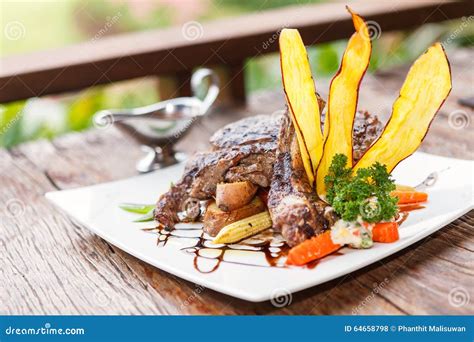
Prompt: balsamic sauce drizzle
<box><xmin>144</xmin><ymin>202</ymin><xmax>425</xmax><ymax>273</ymax></box>
<box><xmin>142</xmin><ymin>225</ymin><xmax>290</xmax><ymax>273</ymax></box>
<box><xmin>145</xmin><ymin>202</ymin><xmax>425</xmax><ymax>273</ymax></box>
<box><xmin>145</xmin><ymin>169</ymin><xmax>439</xmax><ymax>273</ymax></box>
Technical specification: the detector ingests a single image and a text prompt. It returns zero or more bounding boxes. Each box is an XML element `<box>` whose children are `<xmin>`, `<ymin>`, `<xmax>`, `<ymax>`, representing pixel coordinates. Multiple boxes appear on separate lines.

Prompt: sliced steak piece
<box><xmin>188</xmin><ymin>141</ymin><xmax>276</xmax><ymax>198</ymax></box>
<box><xmin>267</xmin><ymin>113</ymin><xmax>333</xmax><ymax>247</ymax></box>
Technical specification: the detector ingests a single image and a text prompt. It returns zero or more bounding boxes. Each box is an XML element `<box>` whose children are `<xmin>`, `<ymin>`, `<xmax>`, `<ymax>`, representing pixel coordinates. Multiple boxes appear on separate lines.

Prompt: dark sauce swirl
<box><xmin>145</xmin><ymin>204</ymin><xmax>423</xmax><ymax>273</ymax></box>
<box><xmin>143</xmin><ymin>225</ymin><xmax>289</xmax><ymax>273</ymax></box>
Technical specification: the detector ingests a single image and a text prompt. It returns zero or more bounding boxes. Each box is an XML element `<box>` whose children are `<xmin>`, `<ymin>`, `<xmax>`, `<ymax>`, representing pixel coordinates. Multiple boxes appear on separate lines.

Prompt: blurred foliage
<box><xmin>0</xmin><ymin>1</ymin><xmax>472</xmax><ymax>147</ymax></box>
<box><xmin>0</xmin><ymin>102</ymin><xmax>24</xmax><ymax>147</ymax></box>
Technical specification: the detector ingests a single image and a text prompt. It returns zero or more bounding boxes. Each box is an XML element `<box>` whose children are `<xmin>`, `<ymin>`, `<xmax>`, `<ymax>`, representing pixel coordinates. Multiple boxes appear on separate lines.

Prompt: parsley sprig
<box><xmin>324</xmin><ymin>154</ymin><xmax>398</xmax><ymax>223</ymax></box>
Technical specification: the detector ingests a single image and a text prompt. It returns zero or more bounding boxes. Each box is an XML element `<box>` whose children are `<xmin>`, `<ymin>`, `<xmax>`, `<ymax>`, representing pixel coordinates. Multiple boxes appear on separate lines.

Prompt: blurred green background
<box><xmin>0</xmin><ymin>0</ymin><xmax>472</xmax><ymax>147</ymax></box>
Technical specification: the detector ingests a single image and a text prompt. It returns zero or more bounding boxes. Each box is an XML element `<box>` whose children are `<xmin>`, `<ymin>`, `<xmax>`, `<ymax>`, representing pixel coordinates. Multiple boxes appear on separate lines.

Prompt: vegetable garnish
<box><xmin>133</xmin><ymin>209</ymin><xmax>155</xmax><ymax>223</ymax></box>
<box><xmin>324</xmin><ymin>154</ymin><xmax>398</xmax><ymax>223</ymax></box>
<box><xmin>391</xmin><ymin>190</ymin><xmax>428</xmax><ymax>205</ymax></box>
<box><xmin>353</xmin><ymin>43</ymin><xmax>452</xmax><ymax>173</ymax></box>
<box><xmin>316</xmin><ymin>7</ymin><xmax>372</xmax><ymax>196</ymax></box>
<box><xmin>119</xmin><ymin>203</ymin><xmax>155</xmax><ymax>214</ymax></box>
<box><xmin>286</xmin><ymin>230</ymin><xmax>341</xmax><ymax>266</ymax></box>
<box><xmin>280</xmin><ymin>28</ymin><xmax>325</xmax><ymax>186</ymax></box>
<box><xmin>212</xmin><ymin>211</ymin><xmax>272</xmax><ymax>244</ymax></box>
<box><xmin>372</xmin><ymin>222</ymin><xmax>399</xmax><ymax>243</ymax></box>
<box><xmin>119</xmin><ymin>203</ymin><xmax>155</xmax><ymax>222</ymax></box>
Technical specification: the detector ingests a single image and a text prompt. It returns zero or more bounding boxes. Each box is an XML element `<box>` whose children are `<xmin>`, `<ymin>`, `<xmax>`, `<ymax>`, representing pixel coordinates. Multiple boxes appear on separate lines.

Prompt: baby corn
<box><xmin>212</xmin><ymin>211</ymin><xmax>272</xmax><ymax>244</ymax></box>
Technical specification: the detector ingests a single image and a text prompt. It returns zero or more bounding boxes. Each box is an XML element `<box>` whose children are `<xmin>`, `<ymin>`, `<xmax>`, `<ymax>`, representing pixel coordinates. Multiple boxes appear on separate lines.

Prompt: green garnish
<box><xmin>119</xmin><ymin>203</ymin><xmax>155</xmax><ymax>215</ymax></box>
<box><xmin>324</xmin><ymin>154</ymin><xmax>397</xmax><ymax>223</ymax></box>
<box><xmin>133</xmin><ymin>209</ymin><xmax>155</xmax><ymax>222</ymax></box>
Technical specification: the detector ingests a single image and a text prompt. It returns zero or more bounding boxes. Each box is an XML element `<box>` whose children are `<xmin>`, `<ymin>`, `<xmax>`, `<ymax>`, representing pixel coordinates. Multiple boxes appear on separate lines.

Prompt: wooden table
<box><xmin>1</xmin><ymin>48</ymin><xmax>472</xmax><ymax>315</ymax></box>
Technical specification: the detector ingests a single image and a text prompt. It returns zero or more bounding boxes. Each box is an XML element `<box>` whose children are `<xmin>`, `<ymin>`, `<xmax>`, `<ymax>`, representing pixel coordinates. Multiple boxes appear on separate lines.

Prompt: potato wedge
<box><xmin>280</xmin><ymin>28</ymin><xmax>324</xmax><ymax>187</ymax></box>
<box><xmin>316</xmin><ymin>7</ymin><xmax>372</xmax><ymax>197</ymax></box>
<box><xmin>203</xmin><ymin>197</ymin><xmax>266</xmax><ymax>237</ymax></box>
<box><xmin>353</xmin><ymin>43</ymin><xmax>451</xmax><ymax>173</ymax></box>
<box><xmin>216</xmin><ymin>181</ymin><xmax>258</xmax><ymax>212</ymax></box>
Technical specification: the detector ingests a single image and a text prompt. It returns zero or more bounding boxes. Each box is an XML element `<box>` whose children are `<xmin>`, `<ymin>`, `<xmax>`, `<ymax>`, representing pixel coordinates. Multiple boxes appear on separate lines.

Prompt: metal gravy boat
<box><xmin>93</xmin><ymin>69</ymin><xmax>219</xmax><ymax>173</ymax></box>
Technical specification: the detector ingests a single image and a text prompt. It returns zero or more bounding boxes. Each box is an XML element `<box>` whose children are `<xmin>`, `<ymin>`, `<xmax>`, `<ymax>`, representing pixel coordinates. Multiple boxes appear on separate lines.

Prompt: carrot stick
<box><xmin>391</xmin><ymin>190</ymin><xmax>428</xmax><ymax>204</ymax></box>
<box><xmin>286</xmin><ymin>231</ymin><xmax>341</xmax><ymax>266</ymax></box>
<box><xmin>372</xmin><ymin>222</ymin><xmax>399</xmax><ymax>243</ymax></box>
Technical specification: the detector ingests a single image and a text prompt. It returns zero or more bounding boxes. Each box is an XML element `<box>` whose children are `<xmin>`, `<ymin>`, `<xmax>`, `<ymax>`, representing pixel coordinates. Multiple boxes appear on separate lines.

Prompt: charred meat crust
<box><xmin>210</xmin><ymin>114</ymin><xmax>282</xmax><ymax>150</ymax></box>
<box><xmin>155</xmin><ymin>110</ymin><xmax>382</xmax><ymax>231</ymax></box>
<box><xmin>267</xmin><ymin>113</ymin><xmax>333</xmax><ymax>247</ymax></box>
<box><xmin>155</xmin><ymin>115</ymin><xmax>282</xmax><ymax>227</ymax></box>
<box><xmin>352</xmin><ymin>110</ymin><xmax>382</xmax><ymax>162</ymax></box>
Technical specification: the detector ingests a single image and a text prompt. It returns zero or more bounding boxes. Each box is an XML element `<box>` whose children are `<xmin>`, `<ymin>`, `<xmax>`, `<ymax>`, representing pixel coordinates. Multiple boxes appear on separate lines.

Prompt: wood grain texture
<box><xmin>1</xmin><ymin>49</ymin><xmax>472</xmax><ymax>315</ymax></box>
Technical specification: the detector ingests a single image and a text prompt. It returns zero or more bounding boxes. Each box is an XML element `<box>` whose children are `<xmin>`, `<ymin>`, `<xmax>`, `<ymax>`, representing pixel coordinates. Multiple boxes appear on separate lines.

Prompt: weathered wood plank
<box><xmin>0</xmin><ymin>148</ymin><xmax>177</xmax><ymax>314</ymax></box>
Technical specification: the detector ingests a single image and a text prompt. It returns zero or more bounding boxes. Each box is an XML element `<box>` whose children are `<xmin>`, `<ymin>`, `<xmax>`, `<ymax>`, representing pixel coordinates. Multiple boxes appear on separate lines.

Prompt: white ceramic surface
<box><xmin>46</xmin><ymin>152</ymin><xmax>474</xmax><ymax>302</ymax></box>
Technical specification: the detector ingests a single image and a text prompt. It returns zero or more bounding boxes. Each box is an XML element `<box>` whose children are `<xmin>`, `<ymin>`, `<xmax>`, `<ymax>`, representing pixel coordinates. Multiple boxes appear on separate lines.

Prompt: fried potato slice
<box><xmin>203</xmin><ymin>197</ymin><xmax>266</xmax><ymax>237</ymax></box>
<box><xmin>280</xmin><ymin>29</ymin><xmax>324</xmax><ymax>187</ymax></box>
<box><xmin>353</xmin><ymin>43</ymin><xmax>452</xmax><ymax>173</ymax></box>
<box><xmin>316</xmin><ymin>7</ymin><xmax>372</xmax><ymax>197</ymax></box>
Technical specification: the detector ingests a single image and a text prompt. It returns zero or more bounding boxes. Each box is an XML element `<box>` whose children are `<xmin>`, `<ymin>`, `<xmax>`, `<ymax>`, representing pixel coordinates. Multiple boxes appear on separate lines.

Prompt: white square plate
<box><xmin>46</xmin><ymin>152</ymin><xmax>473</xmax><ymax>302</ymax></box>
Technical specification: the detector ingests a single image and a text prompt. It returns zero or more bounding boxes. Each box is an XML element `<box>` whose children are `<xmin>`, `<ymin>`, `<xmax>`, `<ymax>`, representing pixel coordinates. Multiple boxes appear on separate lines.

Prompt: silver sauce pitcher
<box><xmin>93</xmin><ymin>68</ymin><xmax>219</xmax><ymax>173</ymax></box>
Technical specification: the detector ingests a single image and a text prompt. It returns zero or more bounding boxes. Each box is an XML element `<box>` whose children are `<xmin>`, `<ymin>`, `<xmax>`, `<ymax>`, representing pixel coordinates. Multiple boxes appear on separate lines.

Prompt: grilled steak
<box><xmin>155</xmin><ymin>109</ymin><xmax>382</xmax><ymax>231</ymax></box>
<box><xmin>353</xmin><ymin>110</ymin><xmax>382</xmax><ymax>161</ymax></box>
<box><xmin>267</xmin><ymin>113</ymin><xmax>334</xmax><ymax>246</ymax></box>
<box><xmin>267</xmin><ymin>110</ymin><xmax>384</xmax><ymax>246</ymax></box>
<box><xmin>210</xmin><ymin>114</ymin><xmax>282</xmax><ymax>150</ymax></box>
<box><xmin>155</xmin><ymin>114</ymin><xmax>281</xmax><ymax>228</ymax></box>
